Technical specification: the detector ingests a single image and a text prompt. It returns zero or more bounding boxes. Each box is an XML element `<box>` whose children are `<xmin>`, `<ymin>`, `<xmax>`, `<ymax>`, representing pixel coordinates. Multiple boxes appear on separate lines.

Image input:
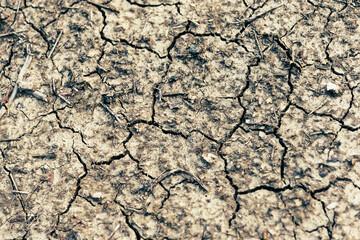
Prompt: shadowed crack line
<box><xmin>54</xmin><ymin>111</ymin><xmax>89</xmax><ymax>146</ymax></box>
<box><xmin>125</xmin><ymin>149</ymin><xmax>155</xmax><ymax>181</ymax></box>
<box><xmin>112</xmin><ymin>193</ymin><xmax>144</xmax><ymax>239</ymax></box>
<box><xmin>239</xmin><ymin>184</ymin><xmax>292</xmax><ymax>195</ymax></box>
<box><xmin>190</xmin><ymin>129</ymin><xmax>219</xmax><ymax>144</ymax></box>
<box><xmin>128</xmin><ymin>119</ymin><xmax>189</xmax><ymax>139</ymax></box>
<box><xmin>216</xmin><ymin>57</ymin><xmax>260</xmax><ymax>227</ymax></box>
<box><xmin>86</xmin><ymin>0</ymin><xmax>119</xmax><ymax>13</ymax></box>
<box><xmin>151</xmin><ymin>84</ymin><xmax>159</xmax><ymax>122</ymax></box>
<box><xmin>118</xmin><ymin>38</ymin><xmax>162</xmax><ymax>58</ymax></box>
<box><xmin>22</xmin><ymin>12</ymin><xmax>50</xmax><ymax>52</ymax></box>
<box><xmin>0</xmin><ymin>44</ymin><xmax>15</xmax><ymax>75</ymax></box>
<box><xmin>89</xmin><ymin>1</ymin><xmax>115</xmax><ymax>45</ymax></box>
<box><xmin>226</xmin><ymin>57</ymin><xmax>260</xmax><ymax>141</ymax></box>
<box><xmin>274</xmin><ymin>117</ymin><xmax>290</xmax><ymax>180</ymax></box>
<box><xmin>56</xmin><ymin>149</ymin><xmax>88</xmax><ymax>226</ymax></box>
<box><xmin>279</xmin><ymin>193</ymin><xmax>299</xmax><ymax>240</ymax></box>
<box><xmin>126</xmin><ymin>0</ymin><xmax>182</xmax><ymax>14</ymax></box>
<box><xmin>93</xmin><ymin>150</ymin><xmax>129</xmax><ymax>165</ymax></box>
<box><xmin>291</xmin><ymin>102</ymin><xmax>360</xmax><ymax>132</ymax></box>
<box><xmin>223</xmin><ymin>57</ymin><xmax>299</xmax><ymax>224</ymax></box>
<box><xmin>121</xmin><ymin>209</ymin><xmax>142</xmax><ymax>240</ymax></box>
<box><xmin>2</xmin><ymin>1</ymin><xmax>359</xmax><ymax>238</ymax></box>
<box><xmin>297</xmin><ymin>184</ymin><xmax>334</xmax><ymax>238</ymax></box>
<box><xmin>217</xmin><ymin>152</ymin><xmax>239</xmax><ymax>228</ymax></box>
<box><xmin>340</xmin><ymin>82</ymin><xmax>355</xmax><ymax>121</ymax></box>
<box><xmin>40</xmin><ymin>0</ymin><xmax>84</xmax><ymax>28</ymax></box>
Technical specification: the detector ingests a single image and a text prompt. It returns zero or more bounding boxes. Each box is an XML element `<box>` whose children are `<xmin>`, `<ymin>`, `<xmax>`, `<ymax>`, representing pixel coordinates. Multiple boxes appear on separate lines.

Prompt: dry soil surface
<box><xmin>1</xmin><ymin>0</ymin><xmax>360</xmax><ymax>239</ymax></box>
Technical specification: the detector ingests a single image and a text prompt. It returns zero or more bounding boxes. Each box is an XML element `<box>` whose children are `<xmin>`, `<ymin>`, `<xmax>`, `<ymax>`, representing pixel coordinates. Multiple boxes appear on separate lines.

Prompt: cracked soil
<box><xmin>1</xmin><ymin>0</ymin><xmax>360</xmax><ymax>239</ymax></box>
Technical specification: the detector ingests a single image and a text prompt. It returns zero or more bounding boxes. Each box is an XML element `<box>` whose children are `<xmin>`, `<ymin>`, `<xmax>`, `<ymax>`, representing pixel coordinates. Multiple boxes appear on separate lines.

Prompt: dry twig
<box><xmin>245</xmin><ymin>4</ymin><xmax>283</xmax><ymax>24</ymax></box>
<box><xmin>0</xmin><ymin>31</ymin><xmax>25</xmax><ymax>38</ymax></box>
<box><xmin>99</xmin><ymin>102</ymin><xmax>122</xmax><ymax>123</ymax></box>
<box><xmin>107</xmin><ymin>224</ymin><xmax>121</xmax><ymax>240</ymax></box>
<box><xmin>47</xmin><ymin>31</ymin><xmax>63</xmax><ymax>58</ymax></box>
<box><xmin>253</xmin><ymin>30</ymin><xmax>263</xmax><ymax>58</ymax></box>
<box><xmin>52</xmin><ymin>79</ymin><xmax>71</xmax><ymax>105</ymax></box>
<box><xmin>150</xmin><ymin>169</ymin><xmax>207</xmax><ymax>192</ymax></box>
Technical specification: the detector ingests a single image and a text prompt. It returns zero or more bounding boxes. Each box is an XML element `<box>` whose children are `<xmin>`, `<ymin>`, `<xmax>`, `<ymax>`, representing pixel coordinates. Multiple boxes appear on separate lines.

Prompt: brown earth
<box><xmin>1</xmin><ymin>0</ymin><xmax>360</xmax><ymax>239</ymax></box>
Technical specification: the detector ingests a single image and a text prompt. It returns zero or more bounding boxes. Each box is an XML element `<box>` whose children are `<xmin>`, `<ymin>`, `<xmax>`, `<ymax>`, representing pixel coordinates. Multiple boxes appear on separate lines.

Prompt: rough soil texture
<box><xmin>1</xmin><ymin>0</ymin><xmax>360</xmax><ymax>239</ymax></box>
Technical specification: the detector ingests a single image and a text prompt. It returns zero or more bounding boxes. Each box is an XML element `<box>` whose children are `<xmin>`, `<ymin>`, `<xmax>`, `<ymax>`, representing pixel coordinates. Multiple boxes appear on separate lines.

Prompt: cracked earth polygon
<box><xmin>1</xmin><ymin>0</ymin><xmax>360</xmax><ymax>239</ymax></box>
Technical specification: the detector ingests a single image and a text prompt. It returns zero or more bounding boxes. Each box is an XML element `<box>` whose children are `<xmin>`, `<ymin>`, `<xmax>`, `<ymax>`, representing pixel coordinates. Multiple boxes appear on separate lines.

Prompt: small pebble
<box><xmin>326</xmin><ymin>82</ymin><xmax>341</xmax><ymax>95</ymax></box>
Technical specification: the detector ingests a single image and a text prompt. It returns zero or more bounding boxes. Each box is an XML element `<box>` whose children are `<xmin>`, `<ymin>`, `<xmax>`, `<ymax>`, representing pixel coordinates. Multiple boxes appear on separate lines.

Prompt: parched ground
<box><xmin>1</xmin><ymin>0</ymin><xmax>360</xmax><ymax>239</ymax></box>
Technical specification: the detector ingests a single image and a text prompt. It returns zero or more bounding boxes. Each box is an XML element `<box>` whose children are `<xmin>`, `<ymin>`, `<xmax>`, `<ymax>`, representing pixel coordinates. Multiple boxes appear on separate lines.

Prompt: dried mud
<box><xmin>1</xmin><ymin>0</ymin><xmax>360</xmax><ymax>239</ymax></box>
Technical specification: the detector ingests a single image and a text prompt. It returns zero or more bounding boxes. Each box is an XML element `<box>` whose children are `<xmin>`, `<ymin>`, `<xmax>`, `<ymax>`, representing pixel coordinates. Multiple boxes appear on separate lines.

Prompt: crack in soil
<box><xmin>1</xmin><ymin>1</ymin><xmax>360</xmax><ymax>238</ymax></box>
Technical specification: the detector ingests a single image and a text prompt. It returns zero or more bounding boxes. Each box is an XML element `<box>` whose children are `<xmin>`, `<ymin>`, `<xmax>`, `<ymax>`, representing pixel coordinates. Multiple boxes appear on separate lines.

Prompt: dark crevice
<box><xmin>307</xmin><ymin>188</ymin><xmax>331</xmax><ymax>220</ymax></box>
<box><xmin>125</xmin><ymin>0</ymin><xmax>182</xmax><ymax>10</ymax></box>
<box><xmin>22</xmin><ymin>12</ymin><xmax>50</xmax><ymax>52</ymax></box>
<box><xmin>241</xmin><ymin>0</ymin><xmax>249</xmax><ymax>8</ymax></box>
<box><xmin>93</xmin><ymin>150</ymin><xmax>129</xmax><ymax>165</ymax></box>
<box><xmin>293</xmin><ymin>230</ymin><xmax>297</xmax><ymax>240</ymax></box>
<box><xmin>301</xmin><ymin>177</ymin><xmax>358</xmax><ymax>239</ymax></box>
<box><xmin>274</xmin><ymin>132</ymin><xmax>288</xmax><ymax>179</ymax></box>
<box><xmin>121</xmin><ymin>209</ymin><xmax>142</xmax><ymax>240</ymax></box>
<box><xmin>86</xmin><ymin>0</ymin><xmax>119</xmax><ymax>13</ymax></box>
<box><xmin>299</xmin><ymin>176</ymin><xmax>356</xmax><ymax>238</ymax></box>
<box><xmin>190</xmin><ymin>129</ymin><xmax>219</xmax><ymax>144</ymax></box>
<box><xmin>21</xmin><ymin>231</ymin><xmax>29</xmax><ymax>240</ymax></box>
<box><xmin>119</xmin><ymin>38</ymin><xmax>161</xmax><ymax>58</ymax></box>
<box><xmin>305</xmin><ymin>224</ymin><xmax>332</xmax><ymax>239</ymax></box>
<box><xmin>240</xmin><ymin>59</ymin><xmax>294</xmax><ymax>183</ymax></box>
<box><xmin>122</xmin><ymin>131</ymin><xmax>134</xmax><ymax>147</ymax></box>
<box><xmin>55</xmin><ymin>112</ymin><xmax>89</xmax><ymax>146</ymax></box>
<box><xmin>217</xmin><ymin>57</ymin><xmax>260</xmax><ymax>227</ymax></box>
<box><xmin>165</xmin><ymin>22</ymin><xmax>191</xmax><ymax>61</ymax></box>
<box><xmin>330</xmin><ymin>209</ymin><xmax>337</xmax><ymax>238</ymax></box>
<box><xmin>78</xmin><ymin>195</ymin><xmax>96</xmax><ymax>207</ymax></box>
<box><xmin>128</xmin><ymin>119</ymin><xmax>188</xmax><ymax>139</ymax></box>
<box><xmin>151</xmin><ymin>84</ymin><xmax>159</xmax><ymax>122</ymax></box>
<box><xmin>238</xmin><ymin>184</ymin><xmax>292</xmax><ymax>195</ymax></box>
<box><xmin>311</xmin><ymin>177</ymin><xmax>353</xmax><ymax>195</ymax></box>
<box><xmin>324</xmin><ymin>38</ymin><xmax>333</xmax><ymax>64</ymax></box>
<box><xmin>226</xmin><ymin>57</ymin><xmax>260</xmax><ymax>141</ymax></box>
<box><xmin>217</xmin><ymin>153</ymin><xmax>239</xmax><ymax>227</ymax></box>
<box><xmin>291</xmin><ymin>102</ymin><xmax>338</xmax><ymax>121</ymax></box>
<box><xmin>308</xmin><ymin>193</ymin><xmax>333</xmax><ymax>238</ymax></box>
<box><xmin>274</xmin><ymin>36</ymin><xmax>293</xmax><ymax>61</ymax></box>
<box><xmin>126</xmin><ymin>149</ymin><xmax>155</xmax><ymax>180</ymax></box>
<box><xmin>280</xmin><ymin>193</ymin><xmax>301</xmax><ymax>236</ymax></box>
<box><xmin>2</xmin><ymin>2</ymin><xmax>359</xmax><ymax>238</ymax></box>
<box><xmin>1</xmin><ymin>45</ymin><xmax>15</xmax><ymax>76</ymax></box>
<box><xmin>305</xmin><ymin>225</ymin><xmax>328</xmax><ymax>233</ymax></box>
<box><xmin>292</xmin><ymin>102</ymin><xmax>360</xmax><ymax>132</ymax></box>
<box><xmin>340</xmin><ymin>82</ymin><xmax>355</xmax><ymax>121</ymax></box>
<box><xmin>56</xmin><ymin>149</ymin><xmax>88</xmax><ymax>222</ymax></box>
<box><xmin>87</xmin><ymin>1</ymin><xmax>115</xmax><ymax>45</ymax></box>
<box><xmin>42</xmin><ymin>0</ymin><xmax>82</xmax><ymax>29</ymax></box>
<box><xmin>174</xmin><ymin>30</ymin><xmax>247</xmax><ymax>55</ymax></box>
<box><xmin>112</xmin><ymin>195</ymin><xmax>143</xmax><ymax>239</ymax></box>
<box><xmin>273</xmin><ymin>101</ymin><xmax>291</xmax><ymax>180</ymax></box>
<box><xmin>159</xmin><ymin>184</ymin><xmax>172</xmax><ymax>210</ymax></box>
